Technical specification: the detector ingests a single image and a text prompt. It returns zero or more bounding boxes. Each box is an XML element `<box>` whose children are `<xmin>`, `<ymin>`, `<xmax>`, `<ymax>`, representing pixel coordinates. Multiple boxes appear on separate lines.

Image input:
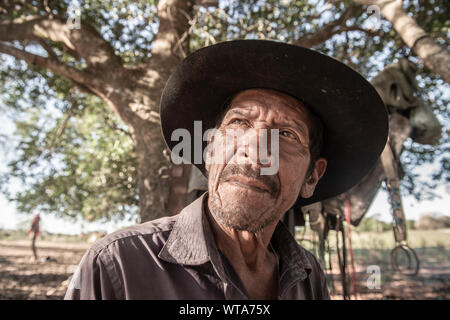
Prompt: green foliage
<box><xmin>357</xmin><ymin>216</ymin><xmax>392</xmax><ymax>232</ymax></box>
<box><xmin>0</xmin><ymin>89</ymin><xmax>138</xmax><ymax>222</ymax></box>
<box><xmin>78</xmin><ymin>0</ymin><xmax>159</xmax><ymax>65</ymax></box>
<box><xmin>407</xmin><ymin>219</ymin><xmax>416</xmax><ymax>230</ymax></box>
<box><xmin>357</xmin><ymin>216</ymin><xmax>416</xmax><ymax>232</ymax></box>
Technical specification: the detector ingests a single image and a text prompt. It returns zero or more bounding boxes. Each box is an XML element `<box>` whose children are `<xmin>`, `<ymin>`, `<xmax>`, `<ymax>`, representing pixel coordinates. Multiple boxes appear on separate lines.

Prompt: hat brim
<box><xmin>160</xmin><ymin>40</ymin><xmax>388</xmax><ymax>206</ymax></box>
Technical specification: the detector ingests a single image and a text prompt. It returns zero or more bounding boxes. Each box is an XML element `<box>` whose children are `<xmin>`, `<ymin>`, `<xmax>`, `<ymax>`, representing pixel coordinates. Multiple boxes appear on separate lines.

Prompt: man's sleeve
<box><xmin>64</xmin><ymin>248</ymin><xmax>119</xmax><ymax>300</ymax></box>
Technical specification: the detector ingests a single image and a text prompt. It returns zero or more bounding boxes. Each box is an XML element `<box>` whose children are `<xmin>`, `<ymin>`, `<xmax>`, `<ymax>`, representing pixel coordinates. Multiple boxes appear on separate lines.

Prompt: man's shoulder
<box><xmin>65</xmin><ymin>215</ymin><xmax>182</xmax><ymax>300</ymax></box>
<box><xmin>88</xmin><ymin>214</ymin><xmax>178</xmax><ymax>255</ymax></box>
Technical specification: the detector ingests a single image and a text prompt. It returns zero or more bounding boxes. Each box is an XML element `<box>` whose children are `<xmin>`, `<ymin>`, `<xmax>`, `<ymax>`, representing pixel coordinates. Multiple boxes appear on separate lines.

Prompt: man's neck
<box><xmin>205</xmin><ymin>202</ymin><xmax>279</xmax><ymax>299</ymax></box>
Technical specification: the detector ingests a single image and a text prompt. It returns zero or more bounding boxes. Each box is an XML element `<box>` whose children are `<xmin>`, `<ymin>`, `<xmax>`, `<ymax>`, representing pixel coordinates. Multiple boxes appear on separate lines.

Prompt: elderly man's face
<box><xmin>206</xmin><ymin>89</ymin><xmax>326</xmax><ymax>233</ymax></box>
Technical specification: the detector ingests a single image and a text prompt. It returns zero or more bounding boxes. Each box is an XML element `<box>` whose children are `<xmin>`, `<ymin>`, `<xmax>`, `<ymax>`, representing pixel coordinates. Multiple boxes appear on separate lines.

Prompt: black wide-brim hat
<box><xmin>160</xmin><ymin>40</ymin><xmax>388</xmax><ymax>207</ymax></box>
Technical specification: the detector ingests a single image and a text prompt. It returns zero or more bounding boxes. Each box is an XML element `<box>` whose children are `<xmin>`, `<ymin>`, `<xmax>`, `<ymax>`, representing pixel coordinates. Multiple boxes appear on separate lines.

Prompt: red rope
<box><xmin>341</xmin><ymin>194</ymin><xmax>358</xmax><ymax>300</ymax></box>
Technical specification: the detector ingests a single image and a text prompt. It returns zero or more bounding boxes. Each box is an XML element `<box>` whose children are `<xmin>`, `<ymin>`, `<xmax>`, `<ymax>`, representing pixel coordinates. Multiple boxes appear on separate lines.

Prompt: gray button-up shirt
<box><xmin>64</xmin><ymin>193</ymin><xmax>330</xmax><ymax>300</ymax></box>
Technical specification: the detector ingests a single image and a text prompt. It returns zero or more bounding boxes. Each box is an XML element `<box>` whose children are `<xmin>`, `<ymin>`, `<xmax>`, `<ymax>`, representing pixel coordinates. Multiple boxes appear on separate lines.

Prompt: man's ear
<box><xmin>300</xmin><ymin>157</ymin><xmax>327</xmax><ymax>198</ymax></box>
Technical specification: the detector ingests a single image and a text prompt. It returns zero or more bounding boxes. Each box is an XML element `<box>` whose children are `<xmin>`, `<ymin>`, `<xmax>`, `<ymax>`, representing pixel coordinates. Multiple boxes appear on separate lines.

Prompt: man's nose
<box><xmin>235</xmin><ymin>127</ymin><xmax>273</xmax><ymax>167</ymax></box>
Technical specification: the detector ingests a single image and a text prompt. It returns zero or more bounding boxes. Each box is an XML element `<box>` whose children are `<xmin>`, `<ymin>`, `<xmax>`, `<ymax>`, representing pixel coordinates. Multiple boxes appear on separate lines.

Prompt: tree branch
<box><xmin>341</xmin><ymin>25</ymin><xmax>384</xmax><ymax>37</ymax></box>
<box><xmin>0</xmin><ymin>16</ymin><xmax>122</xmax><ymax>73</ymax></box>
<box><xmin>50</xmin><ymin>91</ymin><xmax>78</xmax><ymax>148</ymax></box>
<box><xmin>0</xmin><ymin>42</ymin><xmax>100</xmax><ymax>94</ymax></box>
<box><xmin>149</xmin><ymin>0</ymin><xmax>195</xmax><ymax>67</ymax></box>
<box><xmin>294</xmin><ymin>3</ymin><xmax>361</xmax><ymax>48</ymax></box>
<box><xmin>131</xmin><ymin>0</ymin><xmax>195</xmax><ymax>127</ymax></box>
<box><xmin>34</xmin><ymin>37</ymin><xmax>58</xmax><ymax>60</ymax></box>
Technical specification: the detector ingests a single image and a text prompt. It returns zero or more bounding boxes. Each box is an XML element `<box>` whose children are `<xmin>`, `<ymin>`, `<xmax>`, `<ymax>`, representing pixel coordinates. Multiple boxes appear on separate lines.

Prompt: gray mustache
<box><xmin>219</xmin><ymin>164</ymin><xmax>280</xmax><ymax>196</ymax></box>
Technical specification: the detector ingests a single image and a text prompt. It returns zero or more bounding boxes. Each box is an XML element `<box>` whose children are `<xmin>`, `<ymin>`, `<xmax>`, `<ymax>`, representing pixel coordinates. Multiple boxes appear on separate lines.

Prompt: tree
<box><xmin>0</xmin><ymin>0</ymin><xmax>448</xmax><ymax>223</ymax></box>
<box><xmin>416</xmin><ymin>212</ymin><xmax>450</xmax><ymax>230</ymax></box>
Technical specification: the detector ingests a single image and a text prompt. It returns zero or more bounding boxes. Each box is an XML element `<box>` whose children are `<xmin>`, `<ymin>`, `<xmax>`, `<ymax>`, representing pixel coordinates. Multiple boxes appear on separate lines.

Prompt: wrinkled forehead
<box><xmin>225</xmin><ymin>88</ymin><xmax>314</xmax><ymax>124</ymax></box>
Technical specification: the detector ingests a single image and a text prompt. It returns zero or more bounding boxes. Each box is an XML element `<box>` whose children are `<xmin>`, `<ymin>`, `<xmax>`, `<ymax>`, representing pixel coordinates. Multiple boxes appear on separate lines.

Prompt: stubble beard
<box><xmin>206</xmin><ymin>163</ymin><xmax>282</xmax><ymax>233</ymax></box>
<box><xmin>207</xmin><ymin>189</ymin><xmax>279</xmax><ymax>234</ymax></box>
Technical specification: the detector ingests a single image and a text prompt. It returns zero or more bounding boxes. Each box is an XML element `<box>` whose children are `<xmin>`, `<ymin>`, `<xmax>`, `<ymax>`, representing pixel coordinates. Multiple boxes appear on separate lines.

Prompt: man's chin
<box><xmin>209</xmin><ymin>188</ymin><xmax>278</xmax><ymax>233</ymax></box>
<box><xmin>212</xmin><ymin>209</ymin><xmax>276</xmax><ymax>234</ymax></box>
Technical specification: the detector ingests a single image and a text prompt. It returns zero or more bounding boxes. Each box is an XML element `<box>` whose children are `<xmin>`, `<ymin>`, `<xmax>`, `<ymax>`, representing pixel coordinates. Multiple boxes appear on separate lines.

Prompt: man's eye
<box><xmin>230</xmin><ymin>119</ymin><xmax>245</xmax><ymax>125</ymax></box>
<box><xmin>280</xmin><ymin>130</ymin><xmax>296</xmax><ymax>139</ymax></box>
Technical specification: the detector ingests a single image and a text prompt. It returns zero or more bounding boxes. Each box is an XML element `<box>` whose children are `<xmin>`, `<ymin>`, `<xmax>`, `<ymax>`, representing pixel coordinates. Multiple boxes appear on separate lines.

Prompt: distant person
<box><xmin>28</xmin><ymin>213</ymin><xmax>40</xmax><ymax>261</ymax></box>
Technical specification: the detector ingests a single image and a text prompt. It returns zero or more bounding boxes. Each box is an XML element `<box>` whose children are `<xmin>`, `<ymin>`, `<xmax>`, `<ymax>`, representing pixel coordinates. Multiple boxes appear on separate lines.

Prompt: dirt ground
<box><xmin>0</xmin><ymin>239</ymin><xmax>89</xmax><ymax>299</ymax></box>
<box><xmin>326</xmin><ymin>251</ymin><xmax>450</xmax><ymax>299</ymax></box>
<box><xmin>0</xmin><ymin>238</ymin><xmax>448</xmax><ymax>300</ymax></box>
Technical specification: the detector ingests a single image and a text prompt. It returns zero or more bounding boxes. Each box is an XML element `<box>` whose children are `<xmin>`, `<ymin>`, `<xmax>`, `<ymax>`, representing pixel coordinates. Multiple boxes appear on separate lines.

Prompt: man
<box><xmin>65</xmin><ymin>40</ymin><xmax>388</xmax><ymax>300</ymax></box>
<box><xmin>28</xmin><ymin>213</ymin><xmax>40</xmax><ymax>261</ymax></box>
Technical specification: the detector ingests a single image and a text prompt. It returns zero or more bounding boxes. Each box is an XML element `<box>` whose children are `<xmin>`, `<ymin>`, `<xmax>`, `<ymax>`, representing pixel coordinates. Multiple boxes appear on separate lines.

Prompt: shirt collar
<box><xmin>158</xmin><ymin>193</ymin><xmax>210</xmax><ymax>265</ymax></box>
<box><xmin>158</xmin><ymin>192</ymin><xmax>313</xmax><ymax>280</ymax></box>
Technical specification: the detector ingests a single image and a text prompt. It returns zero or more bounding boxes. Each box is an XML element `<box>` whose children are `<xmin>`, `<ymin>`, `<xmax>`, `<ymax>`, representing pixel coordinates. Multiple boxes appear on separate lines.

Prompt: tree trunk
<box><xmin>106</xmin><ymin>65</ymin><xmax>190</xmax><ymax>222</ymax></box>
<box><xmin>94</xmin><ymin>0</ymin><xmax>195</xmax><ymax>222</ymax></box>
<box><xmin>134</xmin><ymin>124</ymin><xmax>171</xmax><ymax>221</ymax></box>
<box><xmin>166</xmin><ymin>164</ymin><xmax>193</xmax><ymax>216</ymax></box>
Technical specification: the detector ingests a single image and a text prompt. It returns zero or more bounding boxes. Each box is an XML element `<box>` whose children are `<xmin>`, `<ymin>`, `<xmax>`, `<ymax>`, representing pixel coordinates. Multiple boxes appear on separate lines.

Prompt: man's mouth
<box><xmin>225</xmin><ymin>175</ymin><xmax>271</xmax><ymax>193</ymax></box>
